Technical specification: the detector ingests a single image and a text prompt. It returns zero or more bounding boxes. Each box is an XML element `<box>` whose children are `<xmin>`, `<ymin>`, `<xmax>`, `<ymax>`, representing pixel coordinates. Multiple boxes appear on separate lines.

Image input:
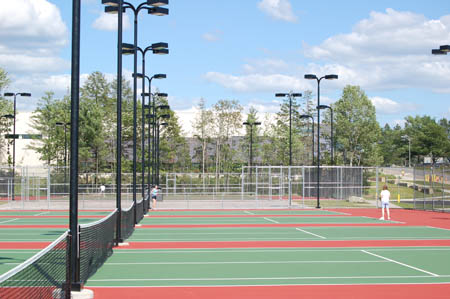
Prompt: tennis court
<box><xmin>81</xmin><ymin>208</ymin><xmax>450</xmax><ymax>299</ymax></box>
<box><xmin>1</xmin><ymin>207</ymin><xmax>450</xmax><ymax>298</ymax></box>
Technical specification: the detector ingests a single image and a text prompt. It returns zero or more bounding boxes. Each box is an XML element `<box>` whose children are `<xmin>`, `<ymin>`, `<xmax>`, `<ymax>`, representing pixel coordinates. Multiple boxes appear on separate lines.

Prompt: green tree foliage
<box><xmin>212</xmin><ymin>100</ymin><xmax>243</xmax><ymax>173</ymax></box>
<box><xmin>404</xmin><ymin>115</ymin><xmax>450</xmax><ymax>164</ymax></box>
<box><xmin>192</xmin><ymin>98</ymin><xmax>213</xmax><ymax>173</ymax></box>
<box><xmin>334</xmin><ymin>85</ymin><xmax>382</xmax><ymax>166</ymax></box>
<box><xmin>29</xmin><ymin>92</ymin><xmax>69</xmax><ymax>165</ymax></box>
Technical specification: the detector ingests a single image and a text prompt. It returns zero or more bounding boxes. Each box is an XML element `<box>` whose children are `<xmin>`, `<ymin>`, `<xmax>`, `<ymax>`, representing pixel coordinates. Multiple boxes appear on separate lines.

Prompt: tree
<box><xmin>404</xmin><ymin>116</ymin><xmax>450</xmax><ymax>164</ymax></box>
<box><xmin>192</xmin><ymin>98</ymin><xmax>213</xmax><ymax>173</ymax></box>
<box><xmin>29</xmin><ymin>92</ymin><xmax>69</xmax><ymax>165</ymax></box>
<box><xmin>212</xmin><ymin>100</ymin><xmax>243</xmax><ymax>174</ymax></box>
<box><xmin>334</xmin><ymin>85</ymin><xmax>381</xmax><ymax>166</ymax></box>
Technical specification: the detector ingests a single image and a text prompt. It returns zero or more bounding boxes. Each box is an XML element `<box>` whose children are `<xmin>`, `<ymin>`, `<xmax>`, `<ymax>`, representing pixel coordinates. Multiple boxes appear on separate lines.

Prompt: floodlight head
<box><xmin>432</xmin><ymin>49</ymin><xmax>447</xmax><ymax>55</ymax></box>
<box><xmin>325</xmin><ymin>74</ymin><xmax>338</xmax><ymax>80</ymax></box>
<box><xmin>275</xmin><ymin>93</ymin><xmax>288</xmax><ymax>97</ymax></box>
<box><xmin>19</xmin><ymin>93</ymin><xmax>31</xmax><ymax>97</ymax></box>
<box><xmin>122</xmin><ymin>49</ymin><xmax>134</xmax><ymax>55</ymax></box>
<box><xmin>148</xmin><ymin>7</ymin><xmax>168</xmax><ymax>16</ymax></box>
<box><xmin>153</xmin><ymin>74</ymin><xmax>166</xmax><ymax>79</ymax></box>
<box><xmin>304</xmin><ymin>74</ymin><xmax>317</xmax><ymax>80</ymax></box>
<box><xmin>147</xmin><ymin>0</ymin><xmax>168</xmax><ymax>6</ymax></box>
<box><xmin>4</xmin><ymin>92</ymin><xmax>14</xmax><ymax>97</ymax></box>
<box><xmin>157</xmin><ymin>104</ymin><xmax>170</xmax><ymax>110</ymax></box>
<box><xmin>133</xmin><ymin>73</ymin><xmax>144</xmax><ymax>79</ymax></box>
<box><xmin>102</xmin><ymin>0</ymin><xmax>119</xmax><ymax>6</ymax></box>
<box><xmin>440</xmin><ymin>45</ymin><xmax>450</xmax><ymax>52</ymax></box>
<box><xmin>317</xmin><ymin>105</ymin><xmax>331</xmax><ymax>110</ymax></box>
<box><xmin>161</xmin><ymin>122</ymin><xmax>169</xmax><ymax>126</ymax></box>
<box><xmin>104</xmin><ymin>6</ymin><xmax>125</xmax><ymax>14</ymax></box>
<box><xmin>121</xmin><ymin>43</ymin><xmax>134</xmax><ymax>51</ymax></box>
<box><xmin>151</xmin><ymin>42</ymin><xmax>168</xmax><ymax>50</ymax></box>
<box><xmin>153</xmin><ymin>49</ymin><xmax>169</xmax><ymax>55</ymax></box>
<box><xmin>160</xmin><ymin>114</ymin><xmax>170</xmax><ymax>119</ymax></box>
<box><xmin>291</xmin><ymin>93</ymin><xmax>302</xmax><ymax>97</ymax></box>
<box><xmin>299</xmin><ymin>114</ymin><xmax>312</xmax><ymax>119</ymax></box>
<box><xmin>55</xmin><ymin>122</ymin><xmax>64</xmax><ymax>126</ymax></box>
<box><xmin>141</xmin><ymin>92</ymin><xmax>151</xmax><ymax>97</ymax></box>
<box><xmin>155</xmin><ymin>93</ymin><xmax>168</xmax><ymax>98</ymax></box>
<box><xmin>1</xmin><ymin>114</ymin><xmax>14</xmax><ymax>119</ymax></box>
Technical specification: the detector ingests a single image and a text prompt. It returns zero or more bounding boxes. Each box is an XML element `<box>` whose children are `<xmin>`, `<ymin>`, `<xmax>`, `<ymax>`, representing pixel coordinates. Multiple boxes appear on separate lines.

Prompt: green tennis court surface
<box><xmin>128</xmin><ymin>226</ymin><xmax>450</xmax><ymax>242</ymax></box>
<box><xmin>0</xmin><ymin>250</ymin><xmax>40</xmax><ymax>274</ymax></box>
<box><xmin>86</xmin><ymin>247</ymin><xmax>450</xmax><ymax>287</ymax></box>
<box><xmin>0</xmin><ymin>211</ymin><xmax>113</xmax><ymax>217</ymax></box>
<box><xmin>146</xmin><ymin>210</ymin><xmax>348</xmax><ymax>216</ymax></box>
<box><xmin>0</xmin><ymin>217</ymin><xmax>99</xmax><ymax>225</ymax></box>
<box><xmin>0</xmin><ymin>228</ymin><xmax>67</xmax><ymax>241</ymax></box>
<box><xmin>140</xmin><ymin>216</ymin><xmax>393</xmax><ymax>225</ymax></box>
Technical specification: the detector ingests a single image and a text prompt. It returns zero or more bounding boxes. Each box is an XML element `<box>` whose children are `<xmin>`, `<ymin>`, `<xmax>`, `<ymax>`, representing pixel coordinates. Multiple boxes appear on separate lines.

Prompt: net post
<box><xmin>65</xmin><ymin>232</ymin><xmax>72</xmax><ymax>298</ymax></box>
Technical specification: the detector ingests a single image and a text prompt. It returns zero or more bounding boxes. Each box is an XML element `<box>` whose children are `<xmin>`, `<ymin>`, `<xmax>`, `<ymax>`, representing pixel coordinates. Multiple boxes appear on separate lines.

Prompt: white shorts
<box><xmin>382</xmin><ymin>202</ymin><xmax>389</xmax><ymax>208</ymax></box>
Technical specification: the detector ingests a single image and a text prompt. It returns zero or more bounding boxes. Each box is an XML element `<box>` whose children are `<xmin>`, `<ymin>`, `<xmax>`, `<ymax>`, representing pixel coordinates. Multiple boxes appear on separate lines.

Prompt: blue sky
<box><xmin>1</xmin><ymin>0</ymin><xmax>450</xmax><ymax>133</ymax></box>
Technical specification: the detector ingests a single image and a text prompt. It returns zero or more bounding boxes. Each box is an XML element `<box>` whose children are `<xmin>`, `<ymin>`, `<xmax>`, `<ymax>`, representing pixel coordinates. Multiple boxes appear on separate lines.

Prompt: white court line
<box><xmin>34</xmin><ymin>211</ymin><xmax>50</xmax><ymax>216</ymax></box>
<box><xmin>427</xmin><ymin>226</ymin><xmax>450</xmax><ymax>231</ymax></box>
<box><xmin>0</xmin><ymin>218</ymin><xmax>19</xmax><ymax>225</ymax></box>
<box><xmin>104</xmin><ymin>260</ymin><xmax>388</xmax><ymax>265</ymax></box>
<box><xmin>263</xmin><ymin>217</ymin><xmax>279</xmax><ymax>224</ymax></box>
<box><xmin>295</xmin><ymin>228</ymin><xmax>326</xmax><ymax>239</ymax></box>
<box><xmin>244</xmin><ymin>211</ymin><xmax>255</xmax><ymax>215</ymax></box>
<box><xmin>88</xmin><ymin>274</ymin><xmax>447</xmax><ymax>282</ymax></box>
<box><xmin>361</xmin><ymin>250</ymin><xmax>439</xmax><ymax>277</ymax></box>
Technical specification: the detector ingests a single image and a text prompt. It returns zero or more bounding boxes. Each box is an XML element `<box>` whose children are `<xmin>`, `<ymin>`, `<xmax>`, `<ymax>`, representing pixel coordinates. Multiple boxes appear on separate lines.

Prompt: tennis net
<box><xmin>0</xmin><ymin>231</ymin><xmax>70</xmax><ymax>299</ymax></box>
<box><xmin>121</xmin><ymin>202</ymin><xmax>135</xmax><ymax>241</ymax></box>
<box><xmin>79</xmin><ymin>209</ymin><xmax>117</xmax><ymax>284</ymax></box>
<box><xmin>136</xmin><ymin>198</ymin><xmax>144</xmax><ymax>223</ymax></box>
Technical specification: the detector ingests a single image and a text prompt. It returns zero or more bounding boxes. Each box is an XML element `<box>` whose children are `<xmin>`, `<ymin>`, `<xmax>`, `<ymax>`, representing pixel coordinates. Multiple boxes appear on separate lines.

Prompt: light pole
<box><xmin>56</xmin><ymin>121</ymin><xmax>70</xmax><ymax>193</ymax></box>
<box><xmin>300</xmin><ymin>114</ymin><xmax>314</xmax><ymax>165</ymax></box>
<box><xmin>133</xmin><ymin>72</ymin><xmax>167</xmax><ymax>196</ymax></box>
<box><xmin>402</xmin><ymin>135</ymin><xmax>411</xmax><ymax>168</ymax></box>
<box><xmin>275</xmin><ymin>92</ymin><xmax>302</xmax><ymax>165</ymax></box>
<box><xmin>243</xmin><ymin>121</ymin><xmax>261</xmax><ymax>183</ymax></box>
<box><xmin>317</xmin><ymin>104</ymin><xmax>334</xmax><ymax>165</ymax></box>
<box><xmin>4</xmin><ymin>92</ymin><xmax>31</xmax><ymax>201</ymax></box>
<box><xmin>153</xmin><ymin>111</ymin><xmax>170</xmax><ymax>185</ymax></box>
<box><xmin>304</xmin><ymin>73</ymin><xmax>338</xmax><ymax>208</ymax></box>
<box><xmin>103</xmin><ymin>0</ymin><xmax>168</xmax><ymax>238</ymax></box>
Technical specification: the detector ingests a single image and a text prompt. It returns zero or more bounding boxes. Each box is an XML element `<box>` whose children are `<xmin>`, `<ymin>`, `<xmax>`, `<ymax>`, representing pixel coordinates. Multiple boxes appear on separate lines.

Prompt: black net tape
<box><xmin>0</xmin><ymin>231</ymin><xmax>70</xmax><ymax>299</ymax></box>
<box><xmin>121</xmin><ymin>203</ymin><xmax>135</xmax><ymax>241</ymax></box>
<box><xmin>79</xmin><ymin>209</ymin><xmax>117</xmax><ymax>284</ymax></box>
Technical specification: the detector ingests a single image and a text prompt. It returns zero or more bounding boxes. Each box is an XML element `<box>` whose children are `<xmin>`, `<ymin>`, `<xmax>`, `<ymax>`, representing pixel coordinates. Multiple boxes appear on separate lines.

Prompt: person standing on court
<box><xmin>379</xmin><ymin>185</ymin><xmax>391</xmax><ymax>220</ymax></box>
<box><xmin>151</xmin><ymin>185</ymin><xmax>159</xmax><ymax>210</ymax></box>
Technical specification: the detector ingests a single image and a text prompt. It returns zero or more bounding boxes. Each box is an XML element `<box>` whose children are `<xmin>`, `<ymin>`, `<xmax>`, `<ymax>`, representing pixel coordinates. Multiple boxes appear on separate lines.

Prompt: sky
<box><xmin>1</xmin><ymin>0</ymin><xmax>450</xmax><ymax>136</ymax></box>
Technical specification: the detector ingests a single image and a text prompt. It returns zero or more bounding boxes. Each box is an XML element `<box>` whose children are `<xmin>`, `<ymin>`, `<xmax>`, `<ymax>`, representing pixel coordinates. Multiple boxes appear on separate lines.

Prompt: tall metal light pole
<box><xmin>243</xmin><ymin>121</ymin><xmax>261</xmax><ymax>183</ymax></box>
<box><xmin>275</xmin><ymin>92</ymin><xmax>302</xmax><ymax>165</ymax></box>
<box><xmin>154</xmin><ymin>109</ymin><xmax>170</xmax><ymax>185</ymax></box>
<box><xmin>300</xmin><ymin>114</ymin><xmax>314</xmax><ymax>165</ymax></box>
<box><xmin>317</xmin><ymin>104</ymin><xmax>334</xmax><ymax>165</ymax></box>
<box><xmin>56</xmin><ymin>122</ymin><xmax>71</xmax><ymax>192</ymax></box>
<box><xmin>103</xmin><ymin>0</ymin><xmax>168</xmax><ymax>237</ymax></box>
<box><xmin>3</xmin><ymin>92</ymin><xmax>31</xmax><ymax>201</ymax></box>
<box><xmin>402</xmin><ymin>135</ymin><xmax>411</xmax><ymax>168</ymax></box>
<box><xmin>304</xmin><ymin>74</ymin><xmax>338</xmax><ymax>208</ymax></box>
<box><xmin>132</xmin><ymin>72</ymin><xmax>167</xmax><ymax>196</ymax></box>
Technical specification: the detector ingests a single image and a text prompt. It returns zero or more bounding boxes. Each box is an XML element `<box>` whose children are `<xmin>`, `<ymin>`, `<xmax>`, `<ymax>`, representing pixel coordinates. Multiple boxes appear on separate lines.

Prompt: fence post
<box><xmin>376</xmin><ymin>167</ymin><xmax>379</xmax><ymax>208</ymax></box>
<box><xmin>47</xmin><ymin>167</ymin><xmax>51</xmax><ymax>209</ymax></box>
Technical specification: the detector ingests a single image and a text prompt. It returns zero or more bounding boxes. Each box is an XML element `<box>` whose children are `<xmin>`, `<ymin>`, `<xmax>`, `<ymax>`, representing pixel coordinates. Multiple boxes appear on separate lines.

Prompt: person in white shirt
<box><xmin>379</xmin><ymin>185</ymin><xmax>391</xmax><ymax>220</ymax></box>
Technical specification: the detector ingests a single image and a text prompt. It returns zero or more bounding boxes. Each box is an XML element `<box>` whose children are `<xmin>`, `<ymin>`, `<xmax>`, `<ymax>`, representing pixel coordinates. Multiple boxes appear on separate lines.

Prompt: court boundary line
<box><xmin>263</xmin><ymin>217</ymin><xmax>279</xmax><ymax>224</ymax></box>
<box><xmin>0</xmin><ymin>218</ymin><xmax>19</xmax><ymax>225</ymax></box>
<box><xmin>295</xmin><ymin>228</ymin><xmax>326</xmax><ymax>239</ymax></box>
<box><xmin>361</xmin><ymin>250</ymin><xmax>439</xmax><ymax>277</ymax></box>
<box><xmin>103</xmin><ymin>260</ymin><xmax>388</xmax><ymax>265</ymax></box>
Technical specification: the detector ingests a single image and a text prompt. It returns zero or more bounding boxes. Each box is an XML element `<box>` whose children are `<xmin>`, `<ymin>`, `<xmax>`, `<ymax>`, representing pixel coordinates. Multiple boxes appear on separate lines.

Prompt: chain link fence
<box><xmin>1</xmin><ymin>165</ymin><xmax>448</xmax><ymax>210</ymax></box>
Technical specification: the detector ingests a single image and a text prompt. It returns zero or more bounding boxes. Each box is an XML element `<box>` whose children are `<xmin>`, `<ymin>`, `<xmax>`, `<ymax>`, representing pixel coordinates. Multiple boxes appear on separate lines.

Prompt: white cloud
<box><xmin>202</xmin><ymin>30</ymin><xmax>222</xmax><ymax>42</ymax></box>
<box><xmin>370</xmin><ymin>96</ymin><xmax>419</xmax><ymax>115</ymax></box>
<box><xmin>242</xmin><ymin>58</ymin><xmax>289</xmax><ymax>74</ymax></box>
<box><xmin>257</xmin><ymin>0</ymin><xmax>298</xmax><ymax>23</ymax></box>
<box><xmin>92</xmin><ymin>12</ymin><xmax>131</xmax><ymax>31</ymax></box>
<box><xmin>303</xmin><ymin>9</ymin><xmax>450</xmax><ymax>92</ymax></box>
<box><xmin>205</xmin><ymin>72</ymin><xmax>308</xmax><ymax>93</ymax></box>
<box><xmin>0</xmin><ymin>0</ymin><xmax>69</xmax><ymax>74</ymax></box>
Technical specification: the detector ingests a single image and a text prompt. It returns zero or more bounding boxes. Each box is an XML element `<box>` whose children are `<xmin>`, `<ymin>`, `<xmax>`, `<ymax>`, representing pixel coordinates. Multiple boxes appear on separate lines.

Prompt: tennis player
<box><xmin>151</xmin><ymin>185</ymin><xmax>159</xmax><ymax>210</ymax></box>
<box><xmin>379</xmin><ymin>185</ymin><xmax>390</xmax><ymax>220</ymax></box>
